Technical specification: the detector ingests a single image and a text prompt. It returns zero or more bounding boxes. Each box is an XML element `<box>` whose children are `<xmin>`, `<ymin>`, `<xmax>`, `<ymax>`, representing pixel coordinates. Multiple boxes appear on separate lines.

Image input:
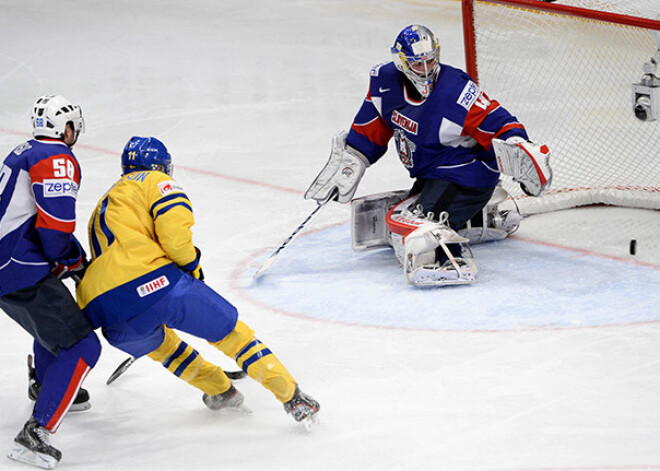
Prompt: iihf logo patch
<box><xmin>137</xmin><ymin>275</ymin><xmax>169</xmax><ymax>297</ymax></box>
<box><xmin>36</xmin><ymin>118</ymin><xmax>44</xmax><ymax>127</ymax></box>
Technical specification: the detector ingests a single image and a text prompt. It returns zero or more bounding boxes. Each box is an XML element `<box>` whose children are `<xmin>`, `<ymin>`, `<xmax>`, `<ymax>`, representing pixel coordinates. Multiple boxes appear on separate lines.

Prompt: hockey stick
<box><xmin>253</xmin><ymin>193</ymin><xmax>335</xmax><ymax>280</ymax></box>
<box><xmin>106</xmin><ymin>357</ymin><xmax>137</xmax><ymax>385</ymax></box>
<box><xmin>106</xmin><ymin>356</ymin><xmax>247</xmax><ymax>385</ymax></box>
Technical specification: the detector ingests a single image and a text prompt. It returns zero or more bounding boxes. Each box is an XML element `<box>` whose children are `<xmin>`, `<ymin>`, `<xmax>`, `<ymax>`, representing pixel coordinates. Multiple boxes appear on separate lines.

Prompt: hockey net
<box><xmin>463</xmin><ymin>0</ymin><xmax>660</xmax><ymax>215</ymax></box>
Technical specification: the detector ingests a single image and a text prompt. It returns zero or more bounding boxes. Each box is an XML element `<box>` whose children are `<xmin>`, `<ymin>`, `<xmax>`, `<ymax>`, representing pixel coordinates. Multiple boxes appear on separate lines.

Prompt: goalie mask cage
<box><xmin>462</xmin><ymin>0</ymin><xmax>660</xmax><ymax>215</ymax></box>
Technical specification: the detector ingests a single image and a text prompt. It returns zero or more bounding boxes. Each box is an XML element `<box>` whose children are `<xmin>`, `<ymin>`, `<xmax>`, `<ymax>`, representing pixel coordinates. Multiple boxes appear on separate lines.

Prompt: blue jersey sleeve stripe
<box><xmin>153</xmin><ymin>201</ymin><xmax>193</xmax><ymax>221</ymax></box>
<box><xmin>149</xmin><ymin>193</ymin><xmax>190</xmax><ymax>218</ymax></box>
<box><xmin>99</xmin><ymin>196</ymin><xmax>115</xmax><ymax>247</ymax></box>
<box><xmin>240</xmin><ymin>348</ymin><xmax>273</xmax><ymax>373</ymax></box>
<box><xmin>90</xmin><ymin>212</ymin><xmax>103</xmax><ymax>258</ymax></box>
<box><xmin>173</xmin><ymin>350</ymin><xmax>199</xmax><ymax>377</ymax></box>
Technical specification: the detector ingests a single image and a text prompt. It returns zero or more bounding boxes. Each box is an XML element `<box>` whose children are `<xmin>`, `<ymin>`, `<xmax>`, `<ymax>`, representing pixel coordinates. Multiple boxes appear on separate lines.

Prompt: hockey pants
<box><xmin>104</xmin><ymin>274</ymin><xmax>297</xmax><ymax>403</ymax></box>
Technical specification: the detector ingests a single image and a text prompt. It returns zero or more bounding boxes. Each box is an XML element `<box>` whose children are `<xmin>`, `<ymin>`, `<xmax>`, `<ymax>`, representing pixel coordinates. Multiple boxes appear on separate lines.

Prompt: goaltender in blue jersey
<box><xmin>305</xmin><ymin>24</ymin><xmax>552</xmax><ymax>287</ymax></box>
<box><xmin>347</xmin><ymin>60</ymin><xmax>527</xmax><ymax>187</ymax></box>
<box><xmin>77</xmin><ymin>136</ymin><xmax>319</xmax><ymax>430</ymax></box>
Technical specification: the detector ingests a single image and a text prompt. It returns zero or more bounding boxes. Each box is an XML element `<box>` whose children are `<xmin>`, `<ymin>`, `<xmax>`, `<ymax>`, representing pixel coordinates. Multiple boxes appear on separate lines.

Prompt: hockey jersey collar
<box><xmin>33</xmin><ymin>138</ymin><xmax>68</xmax><ymax>147</ymax></box>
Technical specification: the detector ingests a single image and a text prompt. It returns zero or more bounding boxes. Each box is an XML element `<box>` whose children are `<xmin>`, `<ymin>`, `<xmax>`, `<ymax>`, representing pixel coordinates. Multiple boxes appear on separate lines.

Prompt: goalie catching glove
<box><xmin>305</xmin><ymin>130</ymin><xmax>369</xmax><ymax>204</ymax></box>
<box><xmin>492</xmin><ymin>137</ymin><xmax>552</xmax><ymax>197</ymax></box>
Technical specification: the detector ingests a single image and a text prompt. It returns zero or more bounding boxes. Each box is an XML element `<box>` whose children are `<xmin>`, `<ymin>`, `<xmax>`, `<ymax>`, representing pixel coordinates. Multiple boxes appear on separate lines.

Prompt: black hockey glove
<box><xmin>52</xmin><ymin>241</ymin><xmax>89</xmax><ymax>282</ymax></box>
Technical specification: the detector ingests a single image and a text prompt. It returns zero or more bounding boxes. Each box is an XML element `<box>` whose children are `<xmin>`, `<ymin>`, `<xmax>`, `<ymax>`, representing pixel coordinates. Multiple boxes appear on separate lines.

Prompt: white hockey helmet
<box><xmin>391</xmin><ymin>25</ymin><xmax>441</xmax><ymax>98</ymax></box>
<box><xmin>31</xmin><ymin>95</ymin><xmax>85</xmax><ymax>140</ymax></box>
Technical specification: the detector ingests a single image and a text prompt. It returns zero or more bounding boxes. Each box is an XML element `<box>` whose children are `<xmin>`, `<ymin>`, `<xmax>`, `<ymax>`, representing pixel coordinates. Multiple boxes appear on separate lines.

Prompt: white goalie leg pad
<box><xmin>402</xmin><ymin>217</ymin><xmax>477</xmax><ymax>287</ymax></box>
<box><xmin>459</xmin><ymin>211</ymin><xmax>521</xmax><ymax>244</ymax></box>
<box><xmin>304</xmin><ymin>131</ymin><xmax>370</xmax><ymax>204</ymax></box>
<box><xmin>389</xmin><ymin>232</ymin><xmax>407</xmax><ymax>269</ymax></box>
<box><xmin>458</xmin><ymin>185</ymin><xmax>522</xmax><ymax>244</ymax></box>
<box><xmin>493</xmin><ymin>137</ymin><xmax>552</xmax><ymax>197</ymax></box>
<box><xmin>351</xmin><ymin>190</ymin><xmax>408</xmax><ymax>251</ymax></box>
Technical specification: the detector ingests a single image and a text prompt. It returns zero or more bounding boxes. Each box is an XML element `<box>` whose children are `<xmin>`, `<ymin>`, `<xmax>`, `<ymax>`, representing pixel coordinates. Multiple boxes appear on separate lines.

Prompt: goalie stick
<box><xmin>106</xmin><ymin>356</ymin><xmax>247</xmax><ymax>385</ymax></box>
<box><xmin>253</xmin><ymin>191</ymin><xmax>336</xmax><ymax>280</ymax></box>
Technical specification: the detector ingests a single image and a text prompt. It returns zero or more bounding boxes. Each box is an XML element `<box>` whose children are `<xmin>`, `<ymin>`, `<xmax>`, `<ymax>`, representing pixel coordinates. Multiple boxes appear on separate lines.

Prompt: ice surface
<box><xmin>1</xmin><ymin>1</ymin><xmax>660</xmax><ymax>470</ymax></box>
<box><xmin>242</xmin><ymin>223</ymin><xmax>660</xmax><ymax>330</ymax></box>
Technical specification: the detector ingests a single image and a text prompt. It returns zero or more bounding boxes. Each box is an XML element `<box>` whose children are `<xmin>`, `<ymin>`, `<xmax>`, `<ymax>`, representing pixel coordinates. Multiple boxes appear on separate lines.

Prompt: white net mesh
<box><xmin>468</xmin><ymin>0</ymin><xmax>660</xmax><ymax>214</ymax></box>
<box><xmin>555</xmin><ymin>0</ymin><xmax>659</xmax><ymax>19</ymax></box>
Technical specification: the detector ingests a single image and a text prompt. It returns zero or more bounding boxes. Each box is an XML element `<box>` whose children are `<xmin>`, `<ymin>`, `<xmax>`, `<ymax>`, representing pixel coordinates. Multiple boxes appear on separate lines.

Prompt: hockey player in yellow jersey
<box><xmin>77</xmin><ymin>136</ymin><xmax>319</xmax><ymax>428</ymax></box>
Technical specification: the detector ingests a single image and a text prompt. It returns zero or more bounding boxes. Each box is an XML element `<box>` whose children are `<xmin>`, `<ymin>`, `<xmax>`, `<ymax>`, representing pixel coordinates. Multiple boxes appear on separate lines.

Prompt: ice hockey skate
<box><xmin>202</xmin><ymin>384</ymin><xmax>249</xmax><ymax>412</ymax></box>
<box><xmin>8</xmin><ymin>417</ymin><xmax>61</xmax><ymax>469</ymax></box>
<box><xmin>283</xmin><ymin>385</ymin><xmax>320</xmax><ymax>431</ymax></box>
<box><xmin>27</xmin><ymin>355</ymin><xmax>91</xmax><ymax>412</ymax></box>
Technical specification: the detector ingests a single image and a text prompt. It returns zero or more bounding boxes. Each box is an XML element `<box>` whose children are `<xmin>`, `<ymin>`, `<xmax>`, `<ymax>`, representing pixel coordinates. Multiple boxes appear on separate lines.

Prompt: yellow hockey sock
<box><xmin>148</xmin><ymin>326</ymin><xmax>231</xmax><ymax>396</ymax></box>
<box><xmin>211</xmin><ymin>320</ymin><xmax>297</xmax><ymax>403</ymax></box>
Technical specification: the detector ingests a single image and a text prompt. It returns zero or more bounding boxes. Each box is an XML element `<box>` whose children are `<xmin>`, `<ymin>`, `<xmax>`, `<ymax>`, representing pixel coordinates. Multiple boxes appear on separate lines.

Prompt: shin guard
<box><xmin>212</xmin><ymin>320</ymin><xmax>297</xmax><ymax>403</ymax></box>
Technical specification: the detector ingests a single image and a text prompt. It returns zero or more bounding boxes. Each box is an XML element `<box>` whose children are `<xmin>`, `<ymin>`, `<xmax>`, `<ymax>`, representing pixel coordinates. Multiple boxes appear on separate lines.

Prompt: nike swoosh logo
<box><xmin>379</xmin><ymin>87</ymin><xmax>390</xmax><ymax>93</ymax></box>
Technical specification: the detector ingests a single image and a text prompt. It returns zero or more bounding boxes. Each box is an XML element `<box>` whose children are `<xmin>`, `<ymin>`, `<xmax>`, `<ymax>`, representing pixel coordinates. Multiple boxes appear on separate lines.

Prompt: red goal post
<box><xmin>462</xmin><ymin>0</ymin><xmax>660</xmax><ymax>215</ymax></box>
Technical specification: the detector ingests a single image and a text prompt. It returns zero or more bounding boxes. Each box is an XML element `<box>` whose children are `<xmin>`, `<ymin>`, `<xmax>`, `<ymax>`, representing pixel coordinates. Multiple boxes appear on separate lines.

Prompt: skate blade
<box><xmin>220</xmin><ymin>403</ymin><xmax>252</xmax><ymax>414</ymax></box>
<box><xmin>69</xmin><ymin>402</ymin><xmax>91</xmax><ymax>412</ymax></box>
<box><xmin>300</xmin><ymin>412</ymin><xmax>320</xmax><ymax>432</ymax></box>
<box><xmin>8</xmin><ymin>443</ymin><xmax>58</xmax><ymax>469</ymax></box>
<box><xmin>232</xmin><ymin>403</ymin><xmax>253</xmax><ymax>414</ymax></box>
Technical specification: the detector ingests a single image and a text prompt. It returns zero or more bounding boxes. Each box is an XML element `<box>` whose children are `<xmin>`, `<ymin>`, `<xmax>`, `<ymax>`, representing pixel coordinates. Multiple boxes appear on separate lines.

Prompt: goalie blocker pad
<box><xmin>305</xmin><ymin>131</ymin><xmax>369</xmax><ymax>204</ymax></box>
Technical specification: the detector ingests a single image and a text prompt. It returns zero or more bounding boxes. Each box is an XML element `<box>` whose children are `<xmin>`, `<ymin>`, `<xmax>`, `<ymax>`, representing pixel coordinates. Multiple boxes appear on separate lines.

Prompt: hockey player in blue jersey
<box><xmin>0</xmin><ymin>95</ymin><xmax>101</xmax><ymax>469</ymax></box>
<box><xmin>306</xmin><ymin>24</ymin><xmax>552</xmax><ymax>286</ymax></box>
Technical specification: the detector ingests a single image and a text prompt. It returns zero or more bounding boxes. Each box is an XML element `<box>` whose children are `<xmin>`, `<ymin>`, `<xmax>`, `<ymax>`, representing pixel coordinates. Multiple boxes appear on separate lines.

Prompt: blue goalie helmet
<box><xmin>391</xmin><ymin>25</ymin><xmax>441</xmax><ymax>98</ymax></box>
<box><xmin>121</xmin><ymin>136</ymin><xmax>172</xmax><ymax>176</ymax></box>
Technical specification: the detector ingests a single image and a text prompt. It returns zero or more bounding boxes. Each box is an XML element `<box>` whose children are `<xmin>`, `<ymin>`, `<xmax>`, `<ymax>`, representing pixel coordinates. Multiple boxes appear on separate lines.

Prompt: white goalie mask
<box><xmin>31</xmin><ymin>95</ymin><xmax>85</xmax><ymax>141</ymax></box>
<box><xmin>391</xmin><ymin>25</ymin><xmax>441</xmax><ymax>99</ymax></box>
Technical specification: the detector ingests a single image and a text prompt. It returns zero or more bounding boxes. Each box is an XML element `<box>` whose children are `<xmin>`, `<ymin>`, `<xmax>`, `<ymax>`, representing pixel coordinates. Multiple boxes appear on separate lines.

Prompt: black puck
<box><xmin>629</xmin><ymin>239</ymin><xmax>637</xmax><ymax>255</ymax></box>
